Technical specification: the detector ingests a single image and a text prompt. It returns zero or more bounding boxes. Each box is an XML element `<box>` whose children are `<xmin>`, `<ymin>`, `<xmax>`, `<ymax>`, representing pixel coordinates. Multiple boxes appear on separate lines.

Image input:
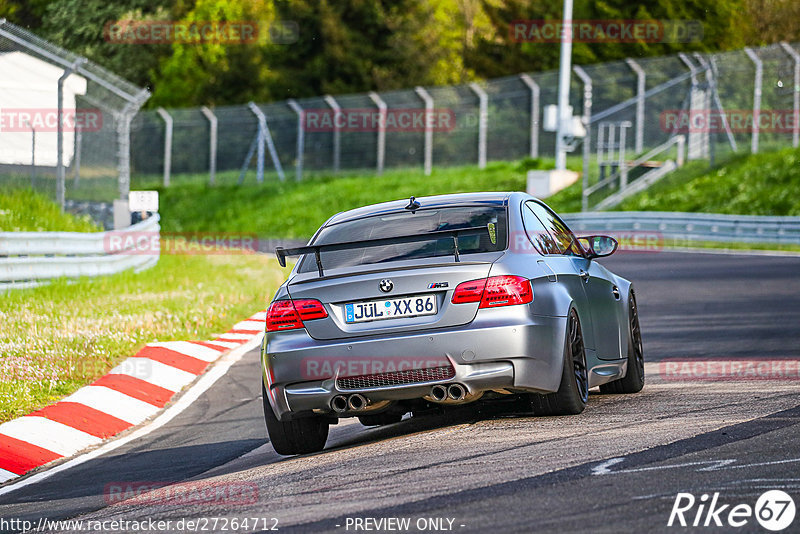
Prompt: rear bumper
<box><xmin>261</xmin><ymin>309</ymin><xmax>567</xmax><ymax>421</ymax></box>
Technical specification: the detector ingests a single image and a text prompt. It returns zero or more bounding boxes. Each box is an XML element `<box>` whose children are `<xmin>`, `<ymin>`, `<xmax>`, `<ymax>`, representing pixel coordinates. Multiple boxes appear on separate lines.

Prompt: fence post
<box><xmin>57</xmin><ymin>58</ymin><xmax>86</xmax><ymax>210</ymax></box>
<box><xmin>324</xmin><ymin>95</ymin><xmax>341</xmax><ymax>172</ymax></box>
<box><xmin>678</xmin><ymin>53</ymin><xmax>710</xmax><ymax>160</ymax></box>
<box><xmin>415</xmin><ymin>86</ymin><xmax>434</xmax><ymax>176</ymax></box>
<box><xmin>780</xmin><ymin>42</ymin><xmax>800</xmax><ymax>148</ymax></box>
<box><xmin>744</xmin><ymin>47</ymin><xmax>763</xmax><ymax>154</ymax></box>
<box><xmin>26</xmin><ymin>121</ymin><xmax>35</xmax><ymax>187</ymax></box>
<box><xmin>247</xmin><ymin>102</ymin><xmax>285</xmax><ymax>182</ymax></box>
<box><xmin>573</xmin><ymin>66</ymin><xmax>592</xmax><ymax>213</ymax></box>
<box><xmin>624</xmin><ymin>58</ymin><xmax>645</xmax><ymax>154</ymax></box>
<box><xmin>72</xmin><ymin>124</ymin><xmax>82</xmax><ymax>188</ymax></box>
<box><xmin>287</xmin><ymin>99</ymin><xmax>305</xmax><ymax>181</ymax></box>
<box><xmin>368</xmin><ymin>92</ymin><xmax>387</xmax><ymax>176</ymax></box>
<box><xmin>519</xmin><ymin>74</ymin><xmax>540</xmax><ymax>159</ymax></box>
<box><xmin>200</xmin><ymin>106</ymin><xmax>218</xmax><ymax>185</ymax></box>
<box><xmin>156</xmin><ymin>107</ymin><xmax>173</xmax><ymax>187</ymax></box>
<box><xmin>469</xmin><ymin>82</ymin><xmax>488</xmax><ymax>169</ymax></box>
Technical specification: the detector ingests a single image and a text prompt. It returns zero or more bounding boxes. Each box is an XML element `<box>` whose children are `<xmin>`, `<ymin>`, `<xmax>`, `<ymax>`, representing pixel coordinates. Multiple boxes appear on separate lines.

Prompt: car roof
<box><xmin>325</xmin><ymin>191</ymin><xmax>515</xmax><ymax>226</ymax></box>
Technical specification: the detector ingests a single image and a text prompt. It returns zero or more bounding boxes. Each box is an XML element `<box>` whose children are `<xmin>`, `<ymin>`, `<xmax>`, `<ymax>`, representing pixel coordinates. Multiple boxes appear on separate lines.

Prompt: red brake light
<box><xmin>266</xmin><ymin>299</ymin><xmax>327</xmax><ymax>331</ymax></box>
<box><xmin>452</xmin><ymin>276</ymin><xmax>532</xmax><ymax>308</ymax></box>
<box><xmin>480</xmin><ymin>275</ymin><xmax>532</xmax><ymax>307</ymax></box>
<box><xmin>451</xmin><ymin>279</ymin><xmax>487</xmax><ymax>304</ymax></box>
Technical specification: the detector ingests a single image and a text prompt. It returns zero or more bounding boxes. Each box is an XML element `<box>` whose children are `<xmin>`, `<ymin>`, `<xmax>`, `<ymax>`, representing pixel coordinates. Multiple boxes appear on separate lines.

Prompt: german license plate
<box><xmin>345</xmin><ymin>294</ymin><xmax>437</xmax><ymax>323</ymax></box>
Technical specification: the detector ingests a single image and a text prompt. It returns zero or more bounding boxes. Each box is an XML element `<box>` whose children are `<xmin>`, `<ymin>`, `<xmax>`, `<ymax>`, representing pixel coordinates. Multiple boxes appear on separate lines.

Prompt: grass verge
<box><xmin>0</xmin><ymin>248</ymin><xmax>289</xmax><ymax>423</ymax></box>
<box><xmin>0</xmin><ymin>188</ymin><xmax>100</xmax><ymax>232</ymax></box>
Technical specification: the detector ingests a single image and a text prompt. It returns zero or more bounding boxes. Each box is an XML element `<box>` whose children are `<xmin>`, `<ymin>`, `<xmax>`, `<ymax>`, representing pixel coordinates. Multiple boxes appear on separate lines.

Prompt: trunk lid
<box><xmin>287</xmin><ymin>253</ymin><xmax>501</xmax><ymax>340</ymax></box>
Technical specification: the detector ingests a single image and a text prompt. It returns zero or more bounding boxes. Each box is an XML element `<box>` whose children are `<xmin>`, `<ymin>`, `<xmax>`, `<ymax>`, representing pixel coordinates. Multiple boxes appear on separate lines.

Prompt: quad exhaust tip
<box><xmin>430</xmin><ymin>384</ymin><xmax>448</xmax><ymax>402</ymax></box>
<box><xmin>348</xmin><ymin>393</ymin><xmax>368</xmax><ymax>411</ymax></box>
<box><xmin>430</xmin><ymin>383</ymin><xmax>468</xmax><ymax>402</ymax></box>
<box><xmin>331</xmin><ymin>395</ymin><xmax>348</xmax><ymax>413</ymax></box>
<box><xmin>447</xmin><ymin>383</ymin><xmax>466</xmax><ymax>401</ymax></box>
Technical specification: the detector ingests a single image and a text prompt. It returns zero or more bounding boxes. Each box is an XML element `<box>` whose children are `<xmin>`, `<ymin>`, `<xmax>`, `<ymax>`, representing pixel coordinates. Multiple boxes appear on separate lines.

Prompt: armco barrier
<box><xmin>562</xmin><ymin>212</ymin><xmax>800</xmax><ymax>245</ymax></box>
<box><xmin>0</xmin><ymin>215</ymin><xmax>160</xmax><ymax>290</ymax></box>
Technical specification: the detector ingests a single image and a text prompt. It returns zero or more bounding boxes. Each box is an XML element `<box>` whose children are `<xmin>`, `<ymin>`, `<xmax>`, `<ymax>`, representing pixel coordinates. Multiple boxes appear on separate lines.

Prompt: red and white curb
<box><xmin>0</xmin><ymin>311</ymin><xmax>267</xmax><ymax>485</ymax></box>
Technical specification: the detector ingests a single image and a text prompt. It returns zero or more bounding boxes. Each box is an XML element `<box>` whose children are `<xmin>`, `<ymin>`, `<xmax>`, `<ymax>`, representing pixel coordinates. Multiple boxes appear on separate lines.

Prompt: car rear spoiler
<box><xmin>275</xmin><ymin>226</ymin><xmax>490</xmax><ymax>277</ymax></box>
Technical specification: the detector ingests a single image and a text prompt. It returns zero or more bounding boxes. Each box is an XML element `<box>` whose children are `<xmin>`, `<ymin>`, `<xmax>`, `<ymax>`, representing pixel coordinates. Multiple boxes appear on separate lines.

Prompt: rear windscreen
<box><xmin>298</xmin><ymin>206</ymin><xmax>507</xmax><ymax>273</ymax></box>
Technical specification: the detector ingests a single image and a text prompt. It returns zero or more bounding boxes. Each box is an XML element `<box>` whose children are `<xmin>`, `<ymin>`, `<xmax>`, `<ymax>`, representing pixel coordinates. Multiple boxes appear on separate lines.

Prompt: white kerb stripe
<box><xmin>232</xmin><ymin>320</ymin><xmax>265</xmax><ymax>331</ymax></box>
<box><xmin>108</xmin><ymin>357</ymin><xmax>197</xmax><ymax>392</ymax></box>
<box><xmin>147</xmin><ymin>341</ymin><xmax>222</xmax><ymax>362</ymax></box>
<box><xmin>0</xmin><ymin>468</ymin><xmax>18</xmax><ymax>483</ymax></box>
<box><xmin>249</xmin><ymin>311</ymin><xmax>267</xmax><ymax>321</ymax></box>
<box><xmin>203</xmin><ymin>340</ymin><xmax>241</xmax><ymax>349</ymax></box>
<box><xmin>63</xmin><ymin>386</ymin><xmax>160</xmax><ymax>425</ymax></box>
<box><xmin>215</xmin><ymin>333</ymin><xmax>253</xmax><ymax>341</ymax></box>
<box><xmin>0</xmin><ymin>417</ymin><xmax>101</xmax><ymax>457</ymax></box>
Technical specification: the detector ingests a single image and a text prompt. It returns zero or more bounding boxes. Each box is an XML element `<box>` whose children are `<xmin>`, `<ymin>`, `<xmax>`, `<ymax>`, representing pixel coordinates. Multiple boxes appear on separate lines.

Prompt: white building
<box><xmin>0</xmin><ymin>50</ymin><xmax>88</xmax><ymax>167</ymax></box>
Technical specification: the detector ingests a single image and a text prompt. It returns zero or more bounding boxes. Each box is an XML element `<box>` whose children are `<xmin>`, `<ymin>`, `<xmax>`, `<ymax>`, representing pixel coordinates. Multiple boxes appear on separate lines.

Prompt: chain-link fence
<box><xmin>2</xmin><ymin>20</ymin><xmax>796</xmax><ymax>212</ymax></box>
<box><xmin>0</xmin><ymin>20</ymin><xmax>149</xmax><ymax>209</ymax></box>
<box><xmin>129</xmin><ymin>41</ymin><xmax>800</xmax><ymax>210</ymax></box>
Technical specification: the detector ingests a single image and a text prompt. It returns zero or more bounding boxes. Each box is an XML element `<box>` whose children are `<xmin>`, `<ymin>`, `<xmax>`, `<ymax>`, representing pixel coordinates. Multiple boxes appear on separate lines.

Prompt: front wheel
<box><xmin>600</xmin><ymin>288</ymin><xmax>644</xmax><ymax>394</ymax></box>
<box><xmin>529</xmin><ymin>309</ymin><xmax>589</xmax><ymax>416</ymax></box>
<box><xmin>262</xmin><ymin>384</ymin><xmax>329</xmax><ymax>455</ymax></box>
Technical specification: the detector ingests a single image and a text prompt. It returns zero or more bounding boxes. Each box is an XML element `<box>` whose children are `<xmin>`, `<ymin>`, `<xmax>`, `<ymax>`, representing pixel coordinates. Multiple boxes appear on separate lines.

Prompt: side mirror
<box><xmin>577</xmin><ymin>235</ymin><xmax>618</xmax><ymax>259</ymax></box>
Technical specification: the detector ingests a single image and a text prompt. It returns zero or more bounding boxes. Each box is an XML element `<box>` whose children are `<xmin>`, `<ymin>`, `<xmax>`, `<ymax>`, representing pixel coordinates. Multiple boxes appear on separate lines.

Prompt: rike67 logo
<box><xmin>668</xmin><ymin>490</ymin><xmax>795</xmax><ymax>531</ymax></box>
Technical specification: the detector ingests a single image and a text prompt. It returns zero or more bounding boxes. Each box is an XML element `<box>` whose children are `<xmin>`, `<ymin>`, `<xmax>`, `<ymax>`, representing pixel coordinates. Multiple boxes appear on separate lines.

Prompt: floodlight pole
<box><xmin>554</xmin><ymin>0</ymin><xmax>574</xmax><ymax>170</ymax></box>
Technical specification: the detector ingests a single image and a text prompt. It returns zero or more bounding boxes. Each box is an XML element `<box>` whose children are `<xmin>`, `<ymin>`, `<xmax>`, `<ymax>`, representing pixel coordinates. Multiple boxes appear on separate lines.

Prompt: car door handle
<box><xmin>579</xmin><ymin>269</ymin><xmax>590</xmax><ymax>282</ymax></box>
<box><xmin>612</xmin><ymin>286</ymin><xmax>621</xmax><ymax>300</ymax></box>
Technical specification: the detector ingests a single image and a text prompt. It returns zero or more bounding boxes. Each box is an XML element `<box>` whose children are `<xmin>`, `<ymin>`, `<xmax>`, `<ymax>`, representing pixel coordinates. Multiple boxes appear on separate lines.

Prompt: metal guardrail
<box><xmin>0</xmin><ymin>215</ymin><xmax>160</xmax><ymax>290</ymax></box>
<box><xmin>562</xmin><ymin>212</ymin><xmax>800</xmax><ymax>245</ymax></box>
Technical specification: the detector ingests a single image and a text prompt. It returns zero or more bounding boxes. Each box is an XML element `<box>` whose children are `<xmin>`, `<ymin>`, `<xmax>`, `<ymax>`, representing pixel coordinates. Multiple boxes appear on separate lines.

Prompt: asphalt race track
<box><xmin>1</xmin><ymin>250</ymin><xmax>799</xmax><ymax>533</ymax></box>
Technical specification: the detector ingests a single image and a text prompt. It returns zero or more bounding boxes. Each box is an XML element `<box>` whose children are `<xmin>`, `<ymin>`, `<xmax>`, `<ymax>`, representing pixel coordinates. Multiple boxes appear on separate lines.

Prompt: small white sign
<box><xmin>128</xmin><ymin>190</ymin><xmax>159</xmax><ymax>212</ymax></box>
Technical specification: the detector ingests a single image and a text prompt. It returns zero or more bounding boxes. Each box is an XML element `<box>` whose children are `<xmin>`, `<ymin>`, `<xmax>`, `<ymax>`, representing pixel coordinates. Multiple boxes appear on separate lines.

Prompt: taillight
<box><xmin>451</xmin><ymin>275</ymin><xmax>533</xmax><ymax>308</ymax></box>
<box><xmin>451</xmin><ymin>278</ymin><xmax>487</xmax><ymax>304</ymax></box>
<box><xmin>266</xmin><ymin>299</ymin><xmax>328</xmax><ymax>331</ymax></box>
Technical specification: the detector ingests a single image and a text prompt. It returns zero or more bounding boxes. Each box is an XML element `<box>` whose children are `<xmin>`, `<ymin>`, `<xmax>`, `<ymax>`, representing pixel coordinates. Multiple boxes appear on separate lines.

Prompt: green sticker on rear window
<box><xmin>488</xmin><ymin>222</ymin><xmax>497</xmax><ymax>245</ymax></box>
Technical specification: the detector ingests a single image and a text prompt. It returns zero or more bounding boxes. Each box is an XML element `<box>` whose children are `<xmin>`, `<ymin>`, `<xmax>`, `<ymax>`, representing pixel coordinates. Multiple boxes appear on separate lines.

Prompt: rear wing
<box><xmin>275</xmin><ymin>226</ymin><xmax>490</xmax><ymax>277</ymax></box>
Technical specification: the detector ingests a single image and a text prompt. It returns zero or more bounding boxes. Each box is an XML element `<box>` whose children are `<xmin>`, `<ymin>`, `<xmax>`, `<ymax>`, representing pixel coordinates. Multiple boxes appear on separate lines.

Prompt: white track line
<box><xmin>249</xmin><ymin>312</ymin><xmax>267</xmax><ymax>321</ymax></box>
<box><xmin>63</xmin><ymin>386</ymin><xmax>160</xmax><ymax>425</ymax></box>
<box><xmin>0</xmin><ymin>417</ymin><xmax>101</xmax><ymax>457</ymax></box>
<box><xmin>108</xmin><ymin>357</ymin><xmax>197</xmax><ymax>392</ymax></box>
<box><xmin>147</xmin><ymin>341</ymin><xmax>223</xmax><ymax>362</ymax></box>
<box><xmin>0</xmin><ymin>334</ymin><xmax>263</xmax><ymax>497</ymax></box>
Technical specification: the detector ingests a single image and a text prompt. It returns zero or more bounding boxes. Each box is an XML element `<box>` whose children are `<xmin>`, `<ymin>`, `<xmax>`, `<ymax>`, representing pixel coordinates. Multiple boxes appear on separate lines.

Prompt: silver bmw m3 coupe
<box><xmin>262</xmin><ymin>192</ymin><xmax>644</xmax><ymax>455</ymax></box>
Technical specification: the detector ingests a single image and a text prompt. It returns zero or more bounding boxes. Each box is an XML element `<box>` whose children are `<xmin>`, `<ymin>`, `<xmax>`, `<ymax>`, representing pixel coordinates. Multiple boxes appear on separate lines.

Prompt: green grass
<box><xmin>617</xmin><ymin>147</ymin><xmax>800</xmax><ymax>215</ymax></box>
<box><xmin>0</xmin><ymin>188</ymin><xmax>100</xmax><ymax>232</ymax></box>
<box><xmin>0</xmin><ymin>245</ymin><xmax>290</xmax><ymax>423</ymax></box>
<box><xmin>155</xmin><ymin>156</ymin><xmax>588</xmax><ymax>238</ymax></box>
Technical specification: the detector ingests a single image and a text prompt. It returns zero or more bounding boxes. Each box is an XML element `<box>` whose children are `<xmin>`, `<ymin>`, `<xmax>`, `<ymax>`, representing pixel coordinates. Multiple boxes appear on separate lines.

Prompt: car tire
<box><xmin>262</xmin><ymin>384</ymin><xmax>329</xmax><ymax>455</ymax></box>
<box><xmin>358</xmin><ymin>413</ymin><xmax>404</xmax><ymax>426</ymax></box>
<box><xmin>529</xmin><ymin>309</ymin><xmax>589</xmax><ymax>416</ymax></box>
<box><xmin>600</xmin><ymin>288</ymin><xmax>645</xmax><ymax>394</ymax></box>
